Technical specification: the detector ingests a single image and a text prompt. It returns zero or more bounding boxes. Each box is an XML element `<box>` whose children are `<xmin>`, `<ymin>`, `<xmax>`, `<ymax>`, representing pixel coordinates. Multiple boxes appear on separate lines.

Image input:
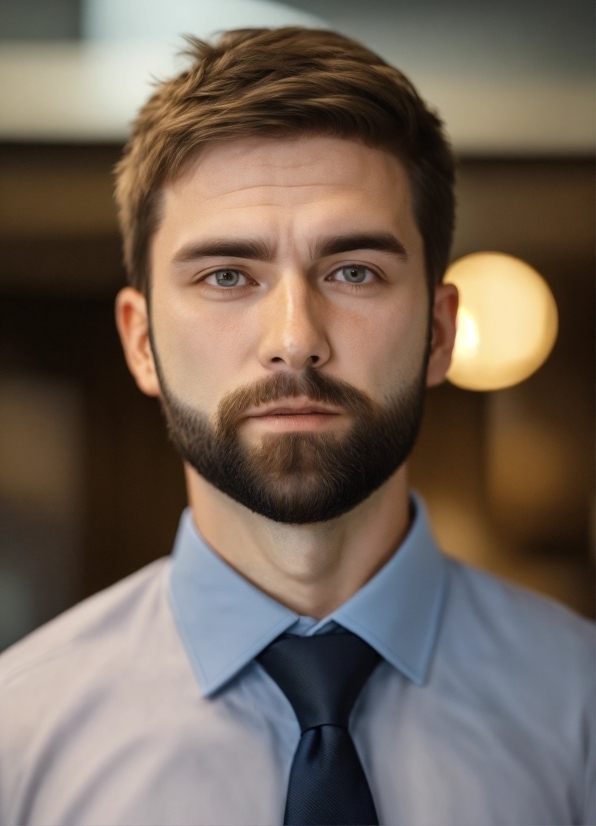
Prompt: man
<box><xmin>0</xmin><ymin>27</ymin><xmax>593</xmax><ymax>826</ymax></box>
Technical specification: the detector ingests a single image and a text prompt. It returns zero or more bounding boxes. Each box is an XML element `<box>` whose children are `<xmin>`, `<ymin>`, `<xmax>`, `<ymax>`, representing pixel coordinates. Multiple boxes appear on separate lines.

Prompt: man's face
<box><xmin>119</xmin><ymin>136</ymin><xmax>456</xmax><ymax>523</ymax></box>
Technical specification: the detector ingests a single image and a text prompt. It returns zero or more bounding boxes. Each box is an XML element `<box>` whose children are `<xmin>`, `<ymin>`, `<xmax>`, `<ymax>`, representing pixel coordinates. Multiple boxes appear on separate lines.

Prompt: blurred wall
<box><xmin>0</xmin><ymin>0</ymin><xmax>81</xmax><ymax>39</ymax></box>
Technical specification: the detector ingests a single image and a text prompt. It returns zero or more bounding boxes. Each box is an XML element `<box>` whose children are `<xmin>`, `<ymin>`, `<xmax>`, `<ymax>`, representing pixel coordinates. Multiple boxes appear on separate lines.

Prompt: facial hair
<box><xmin>153</xmin><ymin>352</ymin><xmax>427</xmax><ymax>524</ymax></box>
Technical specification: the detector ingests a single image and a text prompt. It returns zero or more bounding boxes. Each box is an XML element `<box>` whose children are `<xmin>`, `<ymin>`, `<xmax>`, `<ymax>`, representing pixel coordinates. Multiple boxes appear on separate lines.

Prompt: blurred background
<box><xmin>0</xmin><ymin>0</ymin><xmax>593</xmax><ymax>651</ymax></box>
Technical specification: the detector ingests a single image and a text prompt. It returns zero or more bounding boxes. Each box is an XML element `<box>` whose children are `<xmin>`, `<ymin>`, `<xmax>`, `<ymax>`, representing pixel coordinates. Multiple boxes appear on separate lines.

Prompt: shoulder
<box><xmin>0</xmin><ymin>557</ymin><xmax>170</xmax><ymax>691</ymax></box>
<box><xmin>446</xmin><ymin>557</ymin><xmax>594</xmax><ymax>653</ymax></box>
<box><xmin>434</xmin><ymin>559</ymin><xmax>595</xmax><ymax>825</ymax></box>
<box><xmin>0</xmin><ymin>558</ymin><xmax>179</xmax><ymax>822</ymax></box>
<box><xmin>441</xmin><ymin>556</ymin><xmax>595</xmax><ymax>696</ymax></box>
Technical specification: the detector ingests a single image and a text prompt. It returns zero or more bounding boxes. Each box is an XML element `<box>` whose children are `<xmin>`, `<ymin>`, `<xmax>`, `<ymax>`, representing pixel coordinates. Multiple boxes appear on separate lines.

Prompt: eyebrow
<box><xmin>172</xmin><ymin>238</ymin><xmax>273</xmax><ymax>265</ymax></box>
<box><xmin>171</xmin><ymin>231</ymin><xmax>407</xmax><ymax>266</ymax></box>
<box><xmin>312</xmin><ymin>232</ymin><xmax>408</xmax><ymax>260</ymax></box>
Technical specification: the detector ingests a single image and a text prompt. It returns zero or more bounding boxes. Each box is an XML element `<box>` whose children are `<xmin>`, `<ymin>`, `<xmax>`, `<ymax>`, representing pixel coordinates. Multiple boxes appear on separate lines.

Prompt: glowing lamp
<box><xmin>445</xmin><ymin>252</ymin><xmax>558</xmax><ymax>391</ymax></box>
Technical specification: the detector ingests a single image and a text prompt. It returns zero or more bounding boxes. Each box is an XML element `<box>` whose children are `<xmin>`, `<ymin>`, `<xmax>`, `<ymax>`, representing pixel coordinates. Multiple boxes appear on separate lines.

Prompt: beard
<box><xmin>154</xmin><ymin>353</ymin><xmax>427</xmax><ymax>525</ymax></box>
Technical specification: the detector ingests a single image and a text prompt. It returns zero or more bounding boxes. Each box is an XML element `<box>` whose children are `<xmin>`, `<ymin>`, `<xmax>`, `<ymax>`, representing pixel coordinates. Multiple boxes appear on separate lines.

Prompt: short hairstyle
<box><xmin>115</xmin><ymin>27</ymin><xmax>455</xmax><ymax>295</ymax></box>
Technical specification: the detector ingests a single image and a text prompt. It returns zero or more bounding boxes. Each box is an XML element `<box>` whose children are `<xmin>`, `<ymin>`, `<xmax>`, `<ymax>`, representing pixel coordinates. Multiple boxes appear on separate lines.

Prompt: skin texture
<box><xmin>116</xmin><ymin>136</ymin><xmax>458</xmax><ymax>619</ymax></box>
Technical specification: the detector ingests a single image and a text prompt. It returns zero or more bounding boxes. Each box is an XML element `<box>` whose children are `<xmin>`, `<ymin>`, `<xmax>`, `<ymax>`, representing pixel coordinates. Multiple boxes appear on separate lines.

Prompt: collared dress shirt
<box><xmin>0</xmin><ymin>496</ymin><xmax>594</xmax><ymax>826</ymax></box>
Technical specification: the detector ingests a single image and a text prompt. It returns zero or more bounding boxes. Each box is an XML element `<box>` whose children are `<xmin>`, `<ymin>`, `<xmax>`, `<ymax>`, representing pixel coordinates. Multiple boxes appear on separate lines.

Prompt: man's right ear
<box><xmin>115</xmin><ymin>288</ymin><xmax>161</xmax><ymax>397</ymax></box>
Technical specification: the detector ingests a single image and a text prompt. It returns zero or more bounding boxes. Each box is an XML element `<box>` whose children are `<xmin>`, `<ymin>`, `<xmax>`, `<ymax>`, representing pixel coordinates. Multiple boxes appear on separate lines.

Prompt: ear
<box><xmin>115</xmin><ymin>287</ymin><xmax>161</xmax><ymax>397</ymax></box>
<box><xmin>426</xmin><ymin>282</ymin><xmax>459</xmax><ymax>387</ymax></box>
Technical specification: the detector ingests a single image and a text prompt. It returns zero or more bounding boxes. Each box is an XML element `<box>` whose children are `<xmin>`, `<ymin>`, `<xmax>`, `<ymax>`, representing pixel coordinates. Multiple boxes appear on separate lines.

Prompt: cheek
<box><xmin>328</xmin><ymin>284</ymin><xmax>429</xmax><ymax>397</ymax></box>
<box><xmin>150</xmin><ymin>292</ymin><xmax>256</xmax><ymax>412</ymax></box>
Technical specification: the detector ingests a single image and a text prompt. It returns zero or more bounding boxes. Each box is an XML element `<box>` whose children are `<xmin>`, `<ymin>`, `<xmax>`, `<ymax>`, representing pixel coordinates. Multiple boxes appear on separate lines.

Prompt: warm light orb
<box><xmin>445</xmin><ymin>252</ymin><xmax>558</xmax><ymax>391</ymax></box>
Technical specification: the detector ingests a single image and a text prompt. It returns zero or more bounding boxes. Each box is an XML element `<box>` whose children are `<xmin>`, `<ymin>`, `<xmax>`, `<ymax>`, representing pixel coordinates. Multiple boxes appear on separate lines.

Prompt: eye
<box><xmin>204</xmin><ymin>269</ymin><xmax>247</xmax><ymax>287</ymax></box>
<box><xmin>332</xmin><ymin>265</ymin><xmax>376</xmax><ymax>284</ymax></box>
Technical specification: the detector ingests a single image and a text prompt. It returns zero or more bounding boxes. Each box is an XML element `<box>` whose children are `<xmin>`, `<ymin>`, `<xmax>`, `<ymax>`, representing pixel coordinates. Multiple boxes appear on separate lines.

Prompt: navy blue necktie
<box><xmin>258</xmin><ymin>631</ymin><xmax>381</xmax><ymax>825</ymax></box>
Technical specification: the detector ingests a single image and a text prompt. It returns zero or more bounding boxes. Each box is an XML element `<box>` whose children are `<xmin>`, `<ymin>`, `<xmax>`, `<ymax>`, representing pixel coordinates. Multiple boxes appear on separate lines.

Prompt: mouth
<box><xmin>242</xmin><ymin>398</ymin><xmax>344</xmax><ymax>432</ymax></box>
<box><xmin>245</xmin><ymin>398</ymin><xmax>341</xmax><ymax>417</ymax></box>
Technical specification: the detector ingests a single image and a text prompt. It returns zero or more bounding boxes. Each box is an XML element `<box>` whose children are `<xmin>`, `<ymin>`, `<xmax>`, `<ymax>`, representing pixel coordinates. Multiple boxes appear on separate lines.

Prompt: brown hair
<box><xmin>115</xmin><ymin>27</ymin><xmax>455</xmax><ymax>295</ymax></box>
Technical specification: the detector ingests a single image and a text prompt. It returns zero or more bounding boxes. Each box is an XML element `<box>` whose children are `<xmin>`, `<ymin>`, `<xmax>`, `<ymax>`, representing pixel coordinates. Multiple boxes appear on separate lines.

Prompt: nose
<box><xmin>258</xmin><ymin>271</ymin><xmax>331</xmax><ymax>371</ymax></box>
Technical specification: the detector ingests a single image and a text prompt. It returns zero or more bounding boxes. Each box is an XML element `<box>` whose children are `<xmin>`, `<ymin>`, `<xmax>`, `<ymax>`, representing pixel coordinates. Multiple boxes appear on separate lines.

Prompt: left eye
<box><xmin>333</xmin><ymin>265</ymin><xmax>374</xmax><ymax>284</ymax></box>
<box><xmin>204</xmin><ymin>269</ymin><xmax>246</xmax><ymax>287</ymax></box>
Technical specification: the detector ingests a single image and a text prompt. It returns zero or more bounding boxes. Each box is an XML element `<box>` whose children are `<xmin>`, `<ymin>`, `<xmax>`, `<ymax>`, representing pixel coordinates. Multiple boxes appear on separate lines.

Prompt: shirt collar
<box><xmin>169</xmin><ymin>493</ymin><xmax>447</xmax><ymax>697</ymax></box>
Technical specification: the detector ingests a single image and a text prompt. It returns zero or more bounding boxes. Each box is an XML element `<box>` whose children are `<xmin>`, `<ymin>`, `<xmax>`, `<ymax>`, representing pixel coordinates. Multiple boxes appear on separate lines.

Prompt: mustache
<box><xmin>217</xmin><ymin>369</ymin><xmax>375</xmax><ymax>436</ymax></box>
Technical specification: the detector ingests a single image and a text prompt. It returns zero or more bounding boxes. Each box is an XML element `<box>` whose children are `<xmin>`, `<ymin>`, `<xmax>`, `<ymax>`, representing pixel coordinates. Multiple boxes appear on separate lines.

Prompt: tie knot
<box><xmin>257</xmin><ymin>631</ymin><xmax>381</xmax><ymax>732</ymax></box>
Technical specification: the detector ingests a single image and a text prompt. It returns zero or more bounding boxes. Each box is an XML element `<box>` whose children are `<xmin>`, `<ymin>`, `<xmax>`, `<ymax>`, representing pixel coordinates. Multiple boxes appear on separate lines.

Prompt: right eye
<box><xmin>203</xmin><ymin>269</ymin><xmax>247</xmax><ymax>287</ymax></box>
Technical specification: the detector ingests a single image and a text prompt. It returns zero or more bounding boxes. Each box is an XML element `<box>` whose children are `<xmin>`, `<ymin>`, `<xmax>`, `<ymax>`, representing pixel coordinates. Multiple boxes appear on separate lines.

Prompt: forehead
<box><xmin>158</xmin><ymin>136</ymin><xmax>417</xmax><ymax>238</ymax></box>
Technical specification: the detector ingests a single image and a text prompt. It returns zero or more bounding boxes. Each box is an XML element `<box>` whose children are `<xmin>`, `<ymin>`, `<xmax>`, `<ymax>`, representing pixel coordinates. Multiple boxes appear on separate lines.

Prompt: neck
<box><xmin>184</xmin><ymin>465</ymin><xmax>411</xmax><ymax>619</ymax></box>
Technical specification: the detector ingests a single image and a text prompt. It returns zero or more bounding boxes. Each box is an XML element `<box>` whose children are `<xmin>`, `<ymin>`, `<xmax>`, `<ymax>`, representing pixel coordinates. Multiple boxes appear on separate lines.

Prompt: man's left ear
<box><xmin>426</xmin><ymin>282</ymin><xmax>459</xmax><ymax>387</ymax></box>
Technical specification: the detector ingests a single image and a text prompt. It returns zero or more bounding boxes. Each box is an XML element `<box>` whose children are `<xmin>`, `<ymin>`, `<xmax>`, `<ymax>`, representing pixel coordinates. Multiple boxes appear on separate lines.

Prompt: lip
<box><xmin>244</xmin><ymin>399</ymin><xmax>342</xmax><ymax>418</ymax></box>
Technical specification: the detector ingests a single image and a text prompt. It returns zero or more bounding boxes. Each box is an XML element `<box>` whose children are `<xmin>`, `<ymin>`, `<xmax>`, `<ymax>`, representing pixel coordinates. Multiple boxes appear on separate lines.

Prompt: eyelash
<box><xmin>328</xmin><ymin>266</ymin><xmax>379</xmax><ymax>288</ymax></box>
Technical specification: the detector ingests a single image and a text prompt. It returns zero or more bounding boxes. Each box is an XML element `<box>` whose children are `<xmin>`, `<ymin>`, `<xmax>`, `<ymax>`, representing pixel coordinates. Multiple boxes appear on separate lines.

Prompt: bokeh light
<box><xmin>446</xmin><ymin>252</ymin><xmax>558</xmax><ymax>391</ymax></box>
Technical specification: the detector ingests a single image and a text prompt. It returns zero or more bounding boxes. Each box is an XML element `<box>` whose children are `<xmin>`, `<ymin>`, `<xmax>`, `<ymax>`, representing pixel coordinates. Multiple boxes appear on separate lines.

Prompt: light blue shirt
<box><xmin>170</xmin><ymin>495</ymin><xmax>446</xmax><ymax>695</ymax></box>
<box><xmin>0</xmin><ymin>496</ymin><xmax>593</xmax><ymax>825</ymax></box>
